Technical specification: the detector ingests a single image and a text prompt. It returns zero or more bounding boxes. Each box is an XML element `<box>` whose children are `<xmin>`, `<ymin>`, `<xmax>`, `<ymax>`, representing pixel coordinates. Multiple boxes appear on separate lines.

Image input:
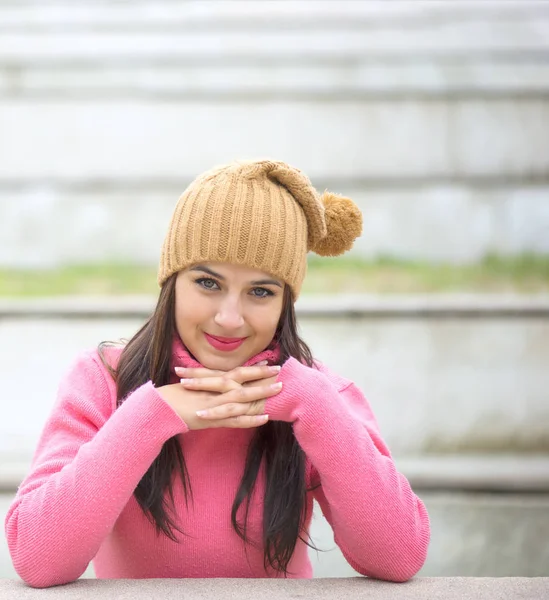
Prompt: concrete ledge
<box><xmin>1</xmin><ymin>577</ymin><xmax>548</xmax><ymax>599</ymax></box>
<box><xmin>0</xmin><ymin>463</ymin><xmax>28</xmax><ymax>493</ymax></box>
<box><xmin>1</xmin><ymin>101</ymin><xmax>548</xmax><ymax>182</ymax></box>
<box><xmin>1</xmin><ymin>294</ymin><xmax>549</xmax><ymax>321</ymax></box>
<box><xmin>1</xmin><ymin>1</ymin><xmax>546</xmax><ymax>29</ymax></box>
<box><xmin>399</xmin><ymin>455</ymin><xmax>549</xmax><ymax>492</ymax></box>
<box><xmin>1</xmin><ymin>2</ymin><xmax>548</xmax><ymax>60</ymax></box>
<box><xmin>1</xmin><ymin>297</ymin><xmax>546</xmax><ymax>456</ymax></box>
<box><xmin>3</xmin><ymin>455</ymin><xmax>548</xmax><ymax>493</ymax></box>
<box><xmin>3</xmin><ymin>182</ymin><xmax>549</xmax><ymax>265</ymax></box>
<box><xmin>1</xmin><ymin>2</ymin><xmax>548</xmax><ymax>99</ymax></box>
<box><xmin>2</xmin><ymin>65</ymin><xmax>549</xmax><ymax>99</ymax></box>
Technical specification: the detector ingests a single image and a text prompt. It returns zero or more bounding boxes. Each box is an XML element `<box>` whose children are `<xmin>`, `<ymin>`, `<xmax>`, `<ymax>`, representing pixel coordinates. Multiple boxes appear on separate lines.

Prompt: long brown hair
<box><xmin>99</xmin><ymin>273</ymin><xmax>317</xmax><ymax>575</ymax></box>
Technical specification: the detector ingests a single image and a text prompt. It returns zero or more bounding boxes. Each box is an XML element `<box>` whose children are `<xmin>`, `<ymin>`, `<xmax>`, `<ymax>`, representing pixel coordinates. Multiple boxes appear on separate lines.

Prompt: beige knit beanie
<box><xmin>158</xmin><ymin>159</ymin><xmax>362</xmax><ymax>298</ymax></box>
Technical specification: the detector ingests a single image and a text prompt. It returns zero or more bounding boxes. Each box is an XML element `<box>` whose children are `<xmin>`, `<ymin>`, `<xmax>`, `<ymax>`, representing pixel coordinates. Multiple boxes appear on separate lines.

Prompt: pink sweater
<box><xmin>5</xmin><ymin>339</ymin><xmax>430</xmax><ymax>588</ymax></box>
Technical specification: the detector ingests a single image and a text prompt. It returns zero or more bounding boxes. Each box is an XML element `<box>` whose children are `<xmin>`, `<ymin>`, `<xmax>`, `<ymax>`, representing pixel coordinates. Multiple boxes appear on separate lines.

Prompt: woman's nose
<box><xmin>213</xmin><ymin>299</ymin><xmax>245</xmax><ymax>331</ymax></box>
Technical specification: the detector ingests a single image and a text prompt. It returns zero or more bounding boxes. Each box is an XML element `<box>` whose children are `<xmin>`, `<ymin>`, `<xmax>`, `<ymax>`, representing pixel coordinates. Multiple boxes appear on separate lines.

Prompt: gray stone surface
<box><xmin>0</xmin><ymin>577</ymin><xmax>548</xmax><ymax>599</ymax></box>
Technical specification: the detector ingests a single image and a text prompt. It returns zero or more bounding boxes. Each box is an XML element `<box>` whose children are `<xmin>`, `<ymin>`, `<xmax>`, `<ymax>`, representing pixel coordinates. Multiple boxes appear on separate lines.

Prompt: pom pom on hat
<box><xmin>312</xmin><ymin>192</ymin><xmax>363</xmax><ymax>256</ymax></box>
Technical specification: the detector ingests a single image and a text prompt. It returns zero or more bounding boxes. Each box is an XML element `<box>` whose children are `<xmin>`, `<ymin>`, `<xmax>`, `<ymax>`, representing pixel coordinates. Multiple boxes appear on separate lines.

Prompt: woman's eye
<box><xmin>196</xmin><ymin>278</ymin><xmax>219</xmax><ymax>290</ymax></box>
<box><xmin>251</xmin><ymin>287</ymin><xmax>273</xmax><ymax>298</ymax></box>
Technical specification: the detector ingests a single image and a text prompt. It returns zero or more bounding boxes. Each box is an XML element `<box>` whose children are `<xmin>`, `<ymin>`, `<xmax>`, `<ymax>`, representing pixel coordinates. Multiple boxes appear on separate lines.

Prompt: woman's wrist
<box><xmin>264</xmin><ymin>357</ymin><xmax>324</xmax><ymax>422</ymax></box>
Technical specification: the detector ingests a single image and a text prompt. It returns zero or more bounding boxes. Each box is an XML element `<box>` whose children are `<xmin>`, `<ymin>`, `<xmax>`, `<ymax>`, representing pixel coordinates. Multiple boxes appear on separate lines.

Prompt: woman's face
<box><xmin>175</xmin><ymin>262</ymin><xmax>285</xmax><ymax>371</ymax></box>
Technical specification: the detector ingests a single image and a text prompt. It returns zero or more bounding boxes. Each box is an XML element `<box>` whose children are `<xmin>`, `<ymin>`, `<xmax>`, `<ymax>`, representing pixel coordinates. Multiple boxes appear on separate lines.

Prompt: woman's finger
<box><xmin>207</xmin><ymin>414</ymin><xmax>269</xmax><ymax>429</ymax></box>
<box><xmin>242</xmin><ymin>375</ymin><xmax>278</xmax><ymax>389</ymax></box>
<box><xmin>174</xmin><ymin>366</ymin><xmax>224</xmax><ymax>379</ymax></box>
<box><xmin>196</xmin><ymin>399</ymin><xmax>265</xmax><ymax>420</ymax></box>
<box><xmin>175</xmin><ymin>364</ymin><xmax>280</xmax><ymax>384</ymax></box>
<box><xmin>179</xmin><ymin>375</ymin><xmax>239</xmax><ymax>394</ymax></box>
<box><xmin>222</xmin><ymin>380</ymin><xmax>282</xmax><ymax>404</ymax></box>
<box><xmin>227</xmin><ymin>365</ymin><xmax>281</xmax><ymax>385</ymax></box>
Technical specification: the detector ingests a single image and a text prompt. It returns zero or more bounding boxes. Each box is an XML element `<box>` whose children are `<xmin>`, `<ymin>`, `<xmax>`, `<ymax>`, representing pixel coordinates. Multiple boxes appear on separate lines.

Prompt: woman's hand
<box><xmin>156</xmin><ymin>364</ymin><xmax>281</xmax><ymax>431</ymax></box>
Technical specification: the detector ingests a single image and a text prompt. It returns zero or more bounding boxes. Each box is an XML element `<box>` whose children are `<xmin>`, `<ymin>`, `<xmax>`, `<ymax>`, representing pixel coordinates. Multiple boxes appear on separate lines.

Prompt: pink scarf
<box><xmin>171</xmin><ymin>335</ymin><xmax>281</xmax><ymax>370</ymax></box>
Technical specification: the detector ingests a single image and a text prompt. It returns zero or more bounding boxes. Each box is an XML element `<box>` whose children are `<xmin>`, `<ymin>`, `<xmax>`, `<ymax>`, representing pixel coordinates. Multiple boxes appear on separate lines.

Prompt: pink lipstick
<box><xmin>204</xmin><ymin>333</ymin><xmax>247</xmax><ymax>352</ymax></box>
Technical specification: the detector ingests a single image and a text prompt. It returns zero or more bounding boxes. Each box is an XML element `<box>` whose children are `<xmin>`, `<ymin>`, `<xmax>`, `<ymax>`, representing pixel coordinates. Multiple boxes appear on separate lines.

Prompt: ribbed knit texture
<box><xmin>157</xmin><ymin>160</ymin><xmax>363</xmax><ymax>297</ymax></box>
<box><xmin>5</xmin><ymin>341</ymin><xmax>430</xmax><ymax>588</ymax></box>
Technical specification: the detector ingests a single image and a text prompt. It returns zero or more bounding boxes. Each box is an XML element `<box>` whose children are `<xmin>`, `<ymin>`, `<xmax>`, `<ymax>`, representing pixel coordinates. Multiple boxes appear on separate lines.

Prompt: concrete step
<box><xmin>4</xmin><ymin>63</ymin><xmax>549</xmax><ymax>98</ymax></box>
<box><xmin>2</xmin><ymin>183</ymin><xmax>549</xmax><ymax>267</ymax></box>
<box><xmin>1</xmin><ymin>1</ymin><xmax>546</xmax><ymax>29</ymax></box>
<box><xmin>0</xmin><ymin>296</ymin><xmax>547</xmax><ymax>458</ymax></box>
<box><xmin>1</xmin><ymin>1</ymin><xmax>547</xmax><ymax>57</ymax></box>
<box><xmin>1</xmin><ymin>99</ymin><xmax>548</xmax><ymax>183</ymax></box>
<box><xmin>2</xmin><ymin>293</ymin><xmax>549</xmax><ymax>319</ymax></box>
<box><xmin>3</xmin><ymin>455</ymin><xmax>548</xmax><ymax>494</ymax></box>
<box><xmin>1</xmin><ymin>1</ymin><xmax>547</xmax><ymax>97</ymax></box>
<box><xmin>2</xmin><ymin>24</ymin><xmax>548</xmax><ymax>64</ymax></box>
<box><xmin>396</xmin><ymin>455</ymin><xmax>549</xmax><ymax>492</ymax></box>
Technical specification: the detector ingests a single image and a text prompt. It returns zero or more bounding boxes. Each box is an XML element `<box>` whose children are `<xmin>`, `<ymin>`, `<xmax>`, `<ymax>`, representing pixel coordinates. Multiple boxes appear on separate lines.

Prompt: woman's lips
<box><xmin>204</xmin><ymin>332</ymin><xmax>247</xmax><ymax>352</ymax></box>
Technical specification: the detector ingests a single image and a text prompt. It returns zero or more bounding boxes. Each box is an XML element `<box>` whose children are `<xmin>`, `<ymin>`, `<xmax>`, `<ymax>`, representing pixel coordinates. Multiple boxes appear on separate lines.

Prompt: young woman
<box><xmin>5</xmin><ymin>160</ymin><xmax>430</xmax><ymax>588</ymax></box>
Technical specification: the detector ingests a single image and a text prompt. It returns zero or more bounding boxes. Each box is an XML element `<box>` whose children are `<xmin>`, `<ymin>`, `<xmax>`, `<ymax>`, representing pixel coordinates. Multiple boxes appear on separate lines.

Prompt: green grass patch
<box><xmin>0</xmin><ymin>264</ymin><xmax>159</xmax><ymax>297</ymax></box>
<box><xmin>1</xmin><ymin>254</ymin><xmax>549</xmax><ymax>297</ymax></box>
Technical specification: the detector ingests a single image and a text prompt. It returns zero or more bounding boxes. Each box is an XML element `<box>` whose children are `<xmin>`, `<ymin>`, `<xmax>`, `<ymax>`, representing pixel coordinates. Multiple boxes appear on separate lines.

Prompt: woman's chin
<box><xmin>199</xmin><ymin>351</ymin><xmax>247</xmax><ymax>372</ymax></box>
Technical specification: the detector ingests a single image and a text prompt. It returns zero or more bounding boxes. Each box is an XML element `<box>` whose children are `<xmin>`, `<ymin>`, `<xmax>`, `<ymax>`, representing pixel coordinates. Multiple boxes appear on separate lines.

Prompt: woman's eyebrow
<box><xmin>189</xmin><ymin>265</ymin><xmax>224</xmax><ymax>279</ymax></box>
<box><xmin>251</xmin><ymin>279</ymin><xmax>283</xmax><ymax>288</ymax></box>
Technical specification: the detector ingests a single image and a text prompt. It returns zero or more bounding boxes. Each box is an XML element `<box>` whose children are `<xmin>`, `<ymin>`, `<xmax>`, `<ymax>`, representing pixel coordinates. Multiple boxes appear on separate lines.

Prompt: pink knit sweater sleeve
<box><xmin>264</xmin><ymin>357</ymin><xmax>430</xmax><ymax>582</ymax></box>
<box><xmin>4</xmin><ymin>350</ymin><xmax>187</xmax><ymax>589</ymax></box>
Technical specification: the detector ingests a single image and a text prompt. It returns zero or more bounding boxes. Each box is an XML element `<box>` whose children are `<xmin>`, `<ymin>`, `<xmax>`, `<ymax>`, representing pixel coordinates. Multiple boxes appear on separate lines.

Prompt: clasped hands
<box><xmin>156</xmin><ymin>362</ymin><xmax>282</xmax><ymax>430</ymax></box>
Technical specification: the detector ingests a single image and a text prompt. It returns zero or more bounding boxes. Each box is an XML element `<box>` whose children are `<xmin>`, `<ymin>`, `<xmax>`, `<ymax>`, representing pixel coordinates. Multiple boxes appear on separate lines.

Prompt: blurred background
<box><xmin>1</xmin><ymin>0</ymin><xmax>548</xmax><ymax>580</ymax></box>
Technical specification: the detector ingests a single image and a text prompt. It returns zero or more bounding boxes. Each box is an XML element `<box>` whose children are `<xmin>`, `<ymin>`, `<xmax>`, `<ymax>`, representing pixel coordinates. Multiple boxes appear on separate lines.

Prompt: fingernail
<box><xmin>196</xmin><ymin>410</ymin><xmax>208</xmax><ymax>417</ymax></box>
<box><xmin>269</xmin><ymin>365</ymin><xmax>281</xmax><ymax>373</ymax></box>
<box><xmin>180</xmin><ymin>378</ymin><xmax>194</xmax><ymax>385</ymax></box>
<box><xmin>256</xmin><ymin>414</ymin><xmax>269</xmax><ymax>422</ymax></box>
<box><xmin>270</xmin><ymin>382</ymin><xmax>283</xmax><ymax>390</ymax></box>
<box><xmin>174</xmin><ymin>366</ymin><xmax>186</xmax><ymax>374</ymax></box>
<box><xmin>256</xmin><ymin>360</ymin><xmax>268</xmax><ymax>366</ymax></box>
